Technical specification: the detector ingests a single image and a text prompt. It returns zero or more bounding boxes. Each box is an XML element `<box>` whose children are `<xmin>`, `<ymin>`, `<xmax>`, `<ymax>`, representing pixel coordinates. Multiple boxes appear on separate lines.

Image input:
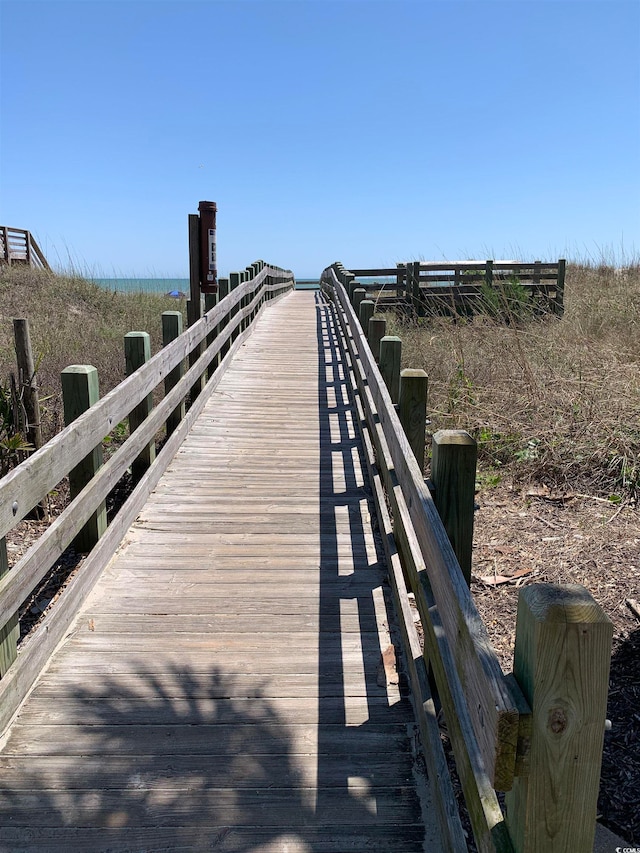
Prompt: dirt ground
<box><xmin>472</xmin><ymin>480</ymin><xmax>639</xmax><ymax>844</ymax></box>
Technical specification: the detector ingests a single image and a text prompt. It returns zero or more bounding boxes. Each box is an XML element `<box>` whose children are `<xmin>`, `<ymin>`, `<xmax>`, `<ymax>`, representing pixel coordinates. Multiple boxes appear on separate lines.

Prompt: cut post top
<box><xmin>521</xmin><ymin>583</ymin><xmax>612</xmax><ymax>625</ymax></box>
<box><xmin>432</xmin><ymin>428</ymin><xmax>476</xmax><ymax>446</ymax></box>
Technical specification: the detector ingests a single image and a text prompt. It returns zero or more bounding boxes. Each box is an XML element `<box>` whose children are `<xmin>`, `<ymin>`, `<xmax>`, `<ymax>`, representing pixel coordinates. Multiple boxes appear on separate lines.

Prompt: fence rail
<box><xmin>0</xmin><ymin>262</ymin><xmax>294</xmax><ymax>731</ymax></box>
<box><xmin>0</xmin><ymin>227</ymin><xmax>51</xmax><ymax>271</ymax></box>
<box><xmin>343</xmin><ymin>258</ymin><xmax>565</xmax><ymax>317</ymax></box>
<box><xmin>321</xmin><ymin>261</ymin><xmax>611</xmax><ymax>853</ymax></box>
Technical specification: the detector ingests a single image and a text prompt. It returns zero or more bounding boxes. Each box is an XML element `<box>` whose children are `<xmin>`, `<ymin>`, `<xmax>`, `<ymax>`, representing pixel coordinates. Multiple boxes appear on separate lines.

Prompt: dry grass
<box><xmin>0</xmin><ymin>266</ymin><xmax>186</xmax><ymax>440</ymax></box>
<box><xmin>384</xmin><ymin>263</ymin><xmax>640</xmax><ymax>497</ymax></box>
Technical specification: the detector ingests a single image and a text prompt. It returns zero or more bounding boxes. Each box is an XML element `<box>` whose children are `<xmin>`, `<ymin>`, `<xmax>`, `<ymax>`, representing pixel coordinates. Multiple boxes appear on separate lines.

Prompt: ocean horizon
<box><xmin>91</xmin><ymin>277</ymin><xmax>320</xmax><ymax>294</ymax></box>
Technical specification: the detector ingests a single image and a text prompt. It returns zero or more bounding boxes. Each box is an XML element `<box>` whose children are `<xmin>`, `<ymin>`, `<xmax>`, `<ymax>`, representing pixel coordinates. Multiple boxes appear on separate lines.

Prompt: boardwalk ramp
<box><xmin>0</xmin><ymin>291</ymin><xmax>442</xmax><ymax>852</ymax></box>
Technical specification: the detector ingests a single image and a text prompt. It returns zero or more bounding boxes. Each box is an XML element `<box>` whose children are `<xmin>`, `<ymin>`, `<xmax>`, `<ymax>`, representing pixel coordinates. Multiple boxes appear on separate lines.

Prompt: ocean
<box><xmin>91</xmin><ymin>278</ymin><xmax>320</xmax><ymax>294</ymax></box>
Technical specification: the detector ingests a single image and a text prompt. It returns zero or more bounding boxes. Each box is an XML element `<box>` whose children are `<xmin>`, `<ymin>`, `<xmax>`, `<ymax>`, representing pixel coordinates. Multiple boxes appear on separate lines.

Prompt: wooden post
<box><xmin>430</xmin><ymin>429</ymin><xmax>477</xmax><ymax>586</ymax></box>
<box><xmin>243</xmin><ymin>267</ymin><xmax>254</xmax><ymax>331</ymax></box>
<box><xmin>344</xmin><ymin>274</ymin><xmax>355</xmax><ymax>298</ymax></box>
<box><xmin>398</xmin><ymin>369</ymin><xmax>428</xmax><ymax>472</ymax></box>
<box><xmin>485</xmin><ymin>259</ymin><xmax>494</xmax><ymax>289</ymax></box>
<box><xmin>218</xmin><ymin>277</ymin><xmax>231</xmax><ymax>356</ymax></box>
<box><xmin>359</xmin><ymin>299</ymin><xmax>375</xmax><ymax>335</ymax></box>
<box><xmin>13</xmin><ymin>318</ymin><xmax>45</xmax><ymax>518</ymax></box>
<box><xmin>61</xmin><ymin>366</ymin><xmax>106</xmax><ymax>552</ymax></box>
<box><xmin>411</xmin><ymin>262</ymin><xmax>421</xmax><ymax>314</ymax></box>
<box><xmin>13</xmin><ymin>319</ymin><xmax>43</xmax><ymax>454</ymax></box>
<box><xmin>379</xmin><ymin>335</ymin><xmax>402</xmax><ymax>404</ymax></box>
<box><xmin>124</xmin><ymin>332</ymin><xmax>155</xmax><ymax>483</ymax></box>
<box><xmin>162</xmin><ymin>312</ymin><xmax>185</xmax><ymax>438</ymax></box>
<box><xmin>352</xmin><ymin>287</ymin><xmax>366</xmax><ymax>316</ymax></box>
<box><xmin>396</xmin><ymin>264</ymin><xmax>405</xmax><ymax>299</ymax></box>
<box><xmin>0</xmin><ymin>538</ymin><xmax>18</xmax><ymax>677</ymax></box>
<box><xmin>204</xmin><ymin>292</ymin><xmax>217</xmax><ymax>377</ymax></box>
<box><xmin>187</xmin><ymin>213</ymin><xmax>205</xmax><ymax>404</ymax></box>
<box><xmin>505</xmin><ymin>584</ymin><xmax>613</xmax><ymax>853</ymax></box>
<box><xmin>555</xmin><ymin>259</ymin><xmax>566</xmax><ymax>317</ymax></box>
<box><xmin>368</xmin><ymin>316</ymin><xmax>386</xmax><ymax>363</ymax></box>
<box><xmin>187</xmin><ymin>214</ymin><xmax>202</xmax><ymax>329</ymax></box>
<box><xmin>229</xmin><ymin>272</ymin><xmax>241</xmax><ymax>342</ymax></box>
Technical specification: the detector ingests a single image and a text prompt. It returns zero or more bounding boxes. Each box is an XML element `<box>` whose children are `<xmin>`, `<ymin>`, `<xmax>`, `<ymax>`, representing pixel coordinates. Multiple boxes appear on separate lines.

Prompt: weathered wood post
<box><xmin>162</xmin><ymin>312</ymin><xmax>185</xmax><ymax>438</ymax></box>
<box><xmin>204</xmin><ymin>291</ymin><xmax>217</xmax><ymax>377</ymax></box>
<box><xmin>229</xmin><ymin>272</ymin><xmax>241</xmax><ymax>342</ymax></box>
<box><xmin>555</xmin><ymin>259</ymin><xmax>566</xmax><ymax>317</ymax></box>
<box><xmin>13</xmin><ymin>318</ymin><xmax>45</xmax><ymax>518</ymax></box>
<box><xmin>218</xmin><ymin>277</ymin><xmax>230</xmax><ymax>356</ymax></box>
<box><xmin>352</xmin><ymin>287</ymin><xmax>366</xmax><ymax>316</ymax></box>
<box><xmin>368</xmin><ymin>316</ymin><xmax>386</xmax><ymax>363</ymax></box>
<box><xmin>359</xmin><ymin>299</ymin><xmax>375</xmax><ymax>335</ymax></box>
<box><xmin>13</xmin><ymin>319</ymin><xmax>43</xmax><ymax>456</ymax></box>
<box><xmin>410</xmin><ymin>262</ymin><xmax>422</xmax><ymax>314</ymax></box>
<box><xmin>187</xmin><ymin>213</ymin><xmax>205</xmax><ymax>404</ymax></box>
<box><xmin>187</xmin><ymin>213</ymin><xmax>202</xmax><ymax>330</ymax></box>
<box><xmin>61</xmin><ymin>365</ymin><xmax>107</xmax><ymax>552</ymax></box>
<box><xmin>379</xmin><ymin>335</ymin><xmax>402</xmax><ymax>404</ymax></box>
<box><xmin>396</xmin><ymin>263</ymin><xmax>406</xmax><ymax>299</ymax></box>
<box><xmin>398</xmin><ymin>369</ymin><xmax>428</xmax><ymax>472</ymax></box>
<box><xmin>0</xmin><ymin>540</ymin><xmax>18</xmax><ymax>677</ymax></box>
<box><xmin>430</xmin><ymin>429</ymin><xmax>477</xmax><ymax>586</ymax></box>
<box><xmin>505</xmin><ymin>583</ymin><xmax>612</xmax><ymax>853</ymax></box>
<box><xmin>124</xmin><ymin>332</ymin><xmax>155</xmax><ymax>484</ymax></box>
<box><xmin>244</xmin><ymin>266</ymin><xmax>254</xmax><ymax>331</ymax></box>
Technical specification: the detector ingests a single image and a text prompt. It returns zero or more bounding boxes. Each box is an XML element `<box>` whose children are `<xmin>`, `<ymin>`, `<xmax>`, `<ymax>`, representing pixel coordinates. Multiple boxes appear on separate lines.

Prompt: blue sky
<box><xmin>1</xmin><ymin>0</ymin><xmax>639</xmax><ymax>278</ymax></box>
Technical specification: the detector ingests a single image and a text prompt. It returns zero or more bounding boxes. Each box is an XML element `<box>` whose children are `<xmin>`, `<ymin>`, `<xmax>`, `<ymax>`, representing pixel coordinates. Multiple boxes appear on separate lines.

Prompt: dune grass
<box><xmin>0</xmin><ymin>265</ymin><xmax>186</xmax><ymax>442</ymax></box>
<box><xmin>382</xmin><ymin>262</ymin><xmax>640</xmax><ymax>498</ymax></box>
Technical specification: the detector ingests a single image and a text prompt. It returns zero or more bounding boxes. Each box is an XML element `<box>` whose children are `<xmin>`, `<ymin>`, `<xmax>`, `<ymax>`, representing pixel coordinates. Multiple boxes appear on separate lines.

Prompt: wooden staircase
<box><xmin>0</xmin><ymin>227</ymin><xmax>51</xmax><ymax>271</ymax></box>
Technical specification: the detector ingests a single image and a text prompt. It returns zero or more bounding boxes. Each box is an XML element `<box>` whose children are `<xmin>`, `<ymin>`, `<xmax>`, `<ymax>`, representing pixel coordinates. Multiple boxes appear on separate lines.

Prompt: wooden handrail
<box><xmin>322</xmin><ymin>264</ymin><xmax>522</xmax><ymax>851</ymax></box>
<box><xmin>323</xmin><ymin>265</ymin><xmax>522</xmax><ymax>780</ymax></box>
<box><xmin>322</xmin><ymin>261</ymin><xmax>611</xmax><ymax>853</ymax></box>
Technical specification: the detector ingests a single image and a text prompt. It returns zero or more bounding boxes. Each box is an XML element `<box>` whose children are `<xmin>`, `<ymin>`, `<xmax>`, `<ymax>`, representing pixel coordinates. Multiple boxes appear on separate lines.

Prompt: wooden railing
<box><xmin>0</xmin><ymin>227</ymin><xmax>51</xmax><ymax>271</ymax></box>
<box><xmin>0</xmin><ymin>261</ymin><xmax>294</xmax><ymax>731</ymax></box>
<box><xmin>321</xmin><ymin>262</ymin><xmax>612</xmax><ymax>853</ymax></box>
<box><xmin>343</xmin><ymin>259</ymin><xmax>565</xmax><ymax>318</ymax></box>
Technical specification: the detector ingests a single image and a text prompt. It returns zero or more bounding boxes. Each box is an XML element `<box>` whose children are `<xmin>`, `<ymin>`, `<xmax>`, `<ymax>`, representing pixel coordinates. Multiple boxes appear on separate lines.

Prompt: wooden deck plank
<box><xmin>0</xmin><ymin>291</ymin><xmax>441</xmax><ymax>852</ymax></box>
<box><xmin>0</xmin><ymin>827</ymin><xmax>427</xmax><ymax>853</ymax></box>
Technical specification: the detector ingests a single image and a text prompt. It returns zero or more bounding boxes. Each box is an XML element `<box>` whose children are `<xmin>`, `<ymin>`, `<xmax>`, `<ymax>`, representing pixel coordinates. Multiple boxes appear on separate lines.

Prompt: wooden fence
<box><xmin>0</xmin><ymin>227</ymin><xmax>51</xmax><ymax>271</ymax></box>
<box><xmin>342</xmin><ymin>259</ymin><xmax>565</xmax><ymax>318</ymax></box>
<box><xmin>321</xmin><ymin>261</ymin><xmax>612</xmax><ymax>853</ymax></box>
<box><xmin>0</xmin><ymin>261</ymin><xmax>294</xmax><ymax>732</ymax></box>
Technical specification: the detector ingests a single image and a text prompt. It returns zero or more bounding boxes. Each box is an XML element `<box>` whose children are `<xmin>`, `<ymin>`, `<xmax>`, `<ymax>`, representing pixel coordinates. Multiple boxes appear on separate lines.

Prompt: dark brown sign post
<box><xmin>198</xmin><ymin>200</ymin><xmax>217</xmax><ymax>294</ymax></box>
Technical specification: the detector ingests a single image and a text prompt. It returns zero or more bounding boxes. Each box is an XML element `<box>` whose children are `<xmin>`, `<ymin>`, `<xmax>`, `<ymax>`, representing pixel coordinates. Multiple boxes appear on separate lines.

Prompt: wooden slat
<box><xmin>0</xmin><ymin>826</ymin><xmax>427</xmax><ymax>853</ymax></box>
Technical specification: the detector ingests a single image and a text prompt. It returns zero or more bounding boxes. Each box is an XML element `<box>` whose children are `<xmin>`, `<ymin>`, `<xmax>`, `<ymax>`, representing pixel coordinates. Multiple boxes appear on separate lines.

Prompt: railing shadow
<box><xmin>313</xmin><ymin>292</ymin><xmax>425</xmax><ymax>845</ymax></box>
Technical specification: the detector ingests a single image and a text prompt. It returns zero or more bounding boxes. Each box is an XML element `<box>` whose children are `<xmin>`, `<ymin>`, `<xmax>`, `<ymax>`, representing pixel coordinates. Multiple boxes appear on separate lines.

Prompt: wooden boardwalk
<box><xmin>0</xmin><ymin>292</ymin><xmax>441</xmax><ymax>852</ymax></box>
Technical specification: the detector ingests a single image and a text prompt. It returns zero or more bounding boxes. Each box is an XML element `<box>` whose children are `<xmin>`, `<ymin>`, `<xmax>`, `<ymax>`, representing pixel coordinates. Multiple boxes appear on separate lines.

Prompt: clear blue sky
<box><xmin>2</xmin><ymin>0</ymin><xmax>639</xmax><ymax>278</ymax></box>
